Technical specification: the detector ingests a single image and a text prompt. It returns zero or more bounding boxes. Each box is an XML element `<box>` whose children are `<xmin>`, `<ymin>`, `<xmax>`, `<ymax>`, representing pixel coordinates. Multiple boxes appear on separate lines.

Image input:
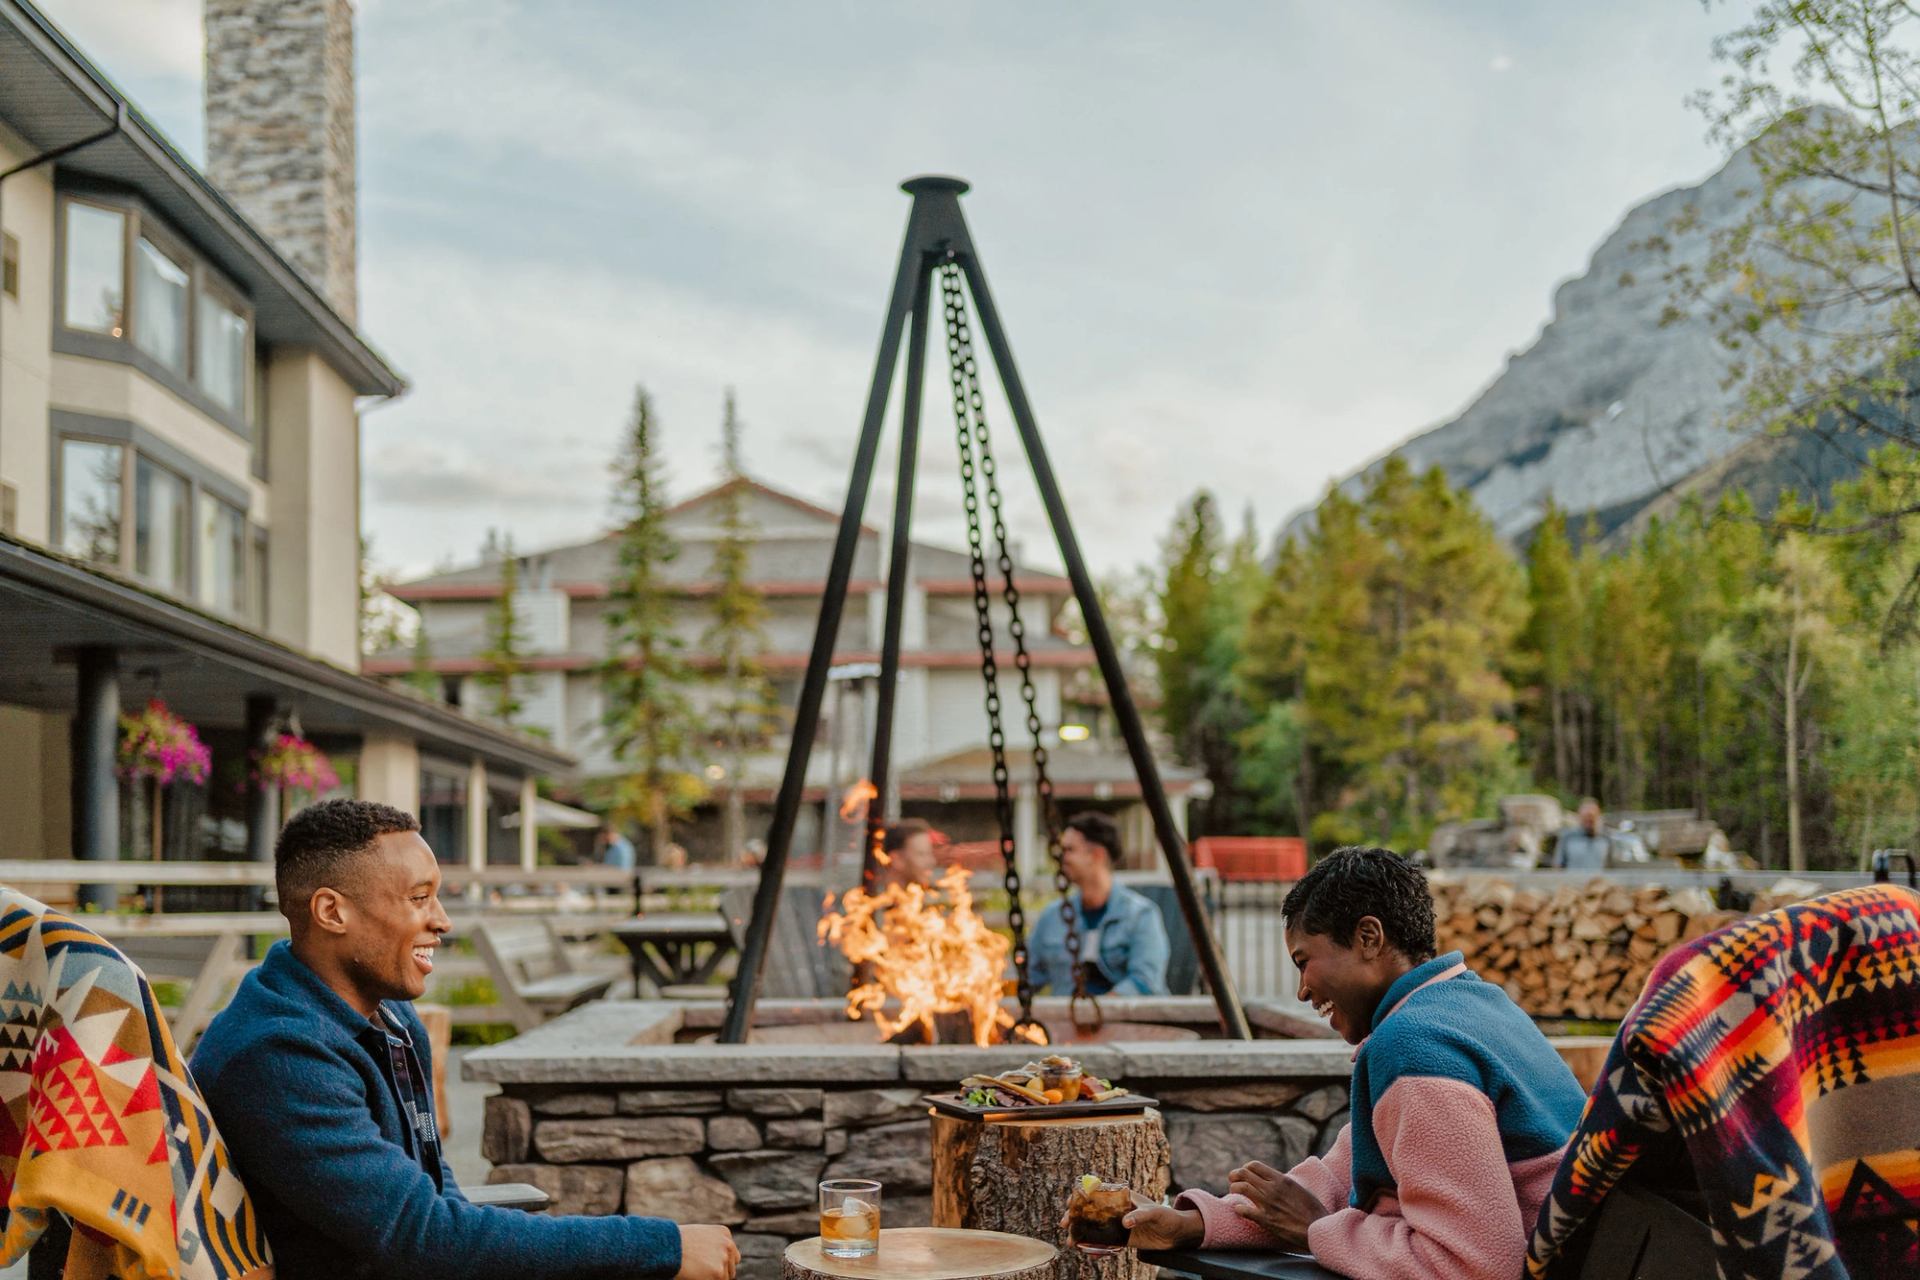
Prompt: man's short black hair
<box><xmin>882</xmin><ymin>818</ymin><xmax>934</xmax><ymax>855</ymax></box>
<box><xmin>1281</xmin><ymin>846</ymin><xmax>1435</xmax><ymax>960</ymax></box>
<box><xmin>275</xmin><ymin>798</ymin><xmax>421</xmax><ymax>921</ymax></box>
<box><xmin>1064</xmin><ymin>811</ymin><xmax>1122</xmax><ymax>862</ymax></box>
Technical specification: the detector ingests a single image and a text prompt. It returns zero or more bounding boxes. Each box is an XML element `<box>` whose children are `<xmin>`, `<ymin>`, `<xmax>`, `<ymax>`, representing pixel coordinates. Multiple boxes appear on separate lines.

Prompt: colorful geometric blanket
<box><xmin>0</xmin><ymin>888</ymin><xmax>273</xmax><ymax>1279</ymax></box>
<box><xmin>1526</xmin><ymin>884</ymin><xmax>1920</xmax><ymax>1279</ymax></box>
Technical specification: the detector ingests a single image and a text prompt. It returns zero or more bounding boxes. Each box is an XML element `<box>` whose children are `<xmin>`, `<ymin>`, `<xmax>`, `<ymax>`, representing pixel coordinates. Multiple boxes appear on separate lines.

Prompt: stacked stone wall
<box><xmin>481</xmin><ymin>1076</ymin><xmax>1349</xmax><ymax>1279</ymax></box>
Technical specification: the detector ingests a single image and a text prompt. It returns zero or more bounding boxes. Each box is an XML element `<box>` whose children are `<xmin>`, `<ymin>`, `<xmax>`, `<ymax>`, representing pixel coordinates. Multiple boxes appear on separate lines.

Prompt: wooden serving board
<box><xmin>923</xmin><ymin>1091</ymin><xmax>1158</xmax><ymax>1122</ymax></box>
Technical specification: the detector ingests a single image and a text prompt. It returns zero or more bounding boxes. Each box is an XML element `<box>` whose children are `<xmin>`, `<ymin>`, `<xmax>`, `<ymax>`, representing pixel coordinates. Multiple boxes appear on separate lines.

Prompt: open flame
<box><xmin>818</xmin><ymin>864</ymin><xmax>1013</xmax><ymax>1046</ymax></box>
<box><xmin>839</xmin><ymin>778</ymin><xmax>879</xmax><ymax>822</ymax></box>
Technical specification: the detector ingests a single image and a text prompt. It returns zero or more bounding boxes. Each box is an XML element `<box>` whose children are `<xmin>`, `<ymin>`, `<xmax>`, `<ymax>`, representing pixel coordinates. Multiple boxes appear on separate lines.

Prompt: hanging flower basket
<box><xmin>116</xmin><ymin>699</ymin><xmax>211</xmax><ymax>786</ymax></box>
<box><xmin>256</xmin><ymin>733</ymin><xmax>339</xmax><ymax>796</ymax></box>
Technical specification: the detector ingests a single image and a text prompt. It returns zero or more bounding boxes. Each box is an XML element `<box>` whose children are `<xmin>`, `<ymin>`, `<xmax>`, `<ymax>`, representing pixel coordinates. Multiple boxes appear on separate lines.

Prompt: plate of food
<box><xmin>924</xmin><ymin>1054</ymin><xmax>1156</xmax><ymax>1120</ymax></box>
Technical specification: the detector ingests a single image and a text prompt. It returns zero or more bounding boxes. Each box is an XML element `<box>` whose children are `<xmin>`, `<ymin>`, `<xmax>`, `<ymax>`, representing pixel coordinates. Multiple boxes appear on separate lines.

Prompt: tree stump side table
<box><xmin>784</xmin><ymin>1227</ymin><xmax>1056</xmax><ymax>1280</ymax></box>
<box><xmin>931</xmin><ymin>1111</ymin><xmax>1171</xmax><ymax>1280</ymax></box>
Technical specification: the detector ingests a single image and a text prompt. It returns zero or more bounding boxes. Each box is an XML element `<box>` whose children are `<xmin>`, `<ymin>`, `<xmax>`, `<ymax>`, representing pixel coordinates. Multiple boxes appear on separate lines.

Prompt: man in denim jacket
<box><xmin>1028</xmin><ymin>812</ymin><xmax>1170</xmax><ymax>996</ymax></box>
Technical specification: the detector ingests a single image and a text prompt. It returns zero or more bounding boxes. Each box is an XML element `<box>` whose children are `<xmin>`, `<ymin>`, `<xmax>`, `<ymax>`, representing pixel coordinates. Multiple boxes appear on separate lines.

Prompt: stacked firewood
<box><xmin>1430</xmin><ymin>876</ymin><xmax>1817</xmax><ymax>1019</ymax></box>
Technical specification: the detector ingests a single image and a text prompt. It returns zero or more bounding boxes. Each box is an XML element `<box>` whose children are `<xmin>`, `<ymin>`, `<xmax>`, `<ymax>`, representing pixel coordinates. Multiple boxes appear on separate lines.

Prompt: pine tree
<box><xmin>700</xmin><ymin>390</ymin><xmax>778</xmax><ymax>861</ymax></box>
<box><xmin>1269</xmin><ymin>460</ymin><xmax>1526</xmax><ymax>848</ymax></box>
<box><xmin>1151</xmin><ymin>494</ymin><xmax>1270</xmax><ymax>833</ymax></box>
<box><xmin>601</xmin><ymin>386</ymin><xmax>706</xmax><ymax>861</ymax></box>
<box><xmin>1154</xmin><ymin>491</ymin><xmax>1226</xmax><ymax>762</ymax></box>
<box><xmin>404</xmin><ymin>625</ymin><xmax>441</xmax><ymax>699</ymax></box>
<box><xmin>475</xmin><ymin>534</ymin><xmax>526</xmax><ymax>724</ymax></box>
<box><xmin>1518</xmin><ymin>507</ymin><xmax>1581</xmax><ymax>795</ymax></box>
<box><xmin>358</xmin><ymin>537</ymin><xmax>407</xmax><ymax>656</ymax></box>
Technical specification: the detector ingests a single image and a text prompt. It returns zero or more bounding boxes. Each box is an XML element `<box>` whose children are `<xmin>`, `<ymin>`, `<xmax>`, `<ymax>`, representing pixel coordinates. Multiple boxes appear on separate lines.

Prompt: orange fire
<box><xmin>839</xmin><ymin>778</ymin><xmax>879</xmax><ymax>822</ymax></box>
<box><xmin>818</xmin><ymin>864</ymin><xmax>1013</xmax><ymax>1046</ymax></box>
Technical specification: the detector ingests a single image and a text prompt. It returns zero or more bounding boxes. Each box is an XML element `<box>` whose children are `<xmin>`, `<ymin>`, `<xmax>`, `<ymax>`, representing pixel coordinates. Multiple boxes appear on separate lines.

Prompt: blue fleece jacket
<box><xmin>1346</xmin><ymin>951</ymin><xmax>1585</xmax><ymax>1211</ymax></box>
<box><xmin>191</xmin><ymin>941</ymin><xmax>682</xmax><ymax>1280</ymax></box>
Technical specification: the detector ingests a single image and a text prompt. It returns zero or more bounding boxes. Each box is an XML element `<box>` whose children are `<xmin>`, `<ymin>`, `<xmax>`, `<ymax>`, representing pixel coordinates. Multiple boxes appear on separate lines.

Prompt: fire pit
<box><xmin>709</xmin><ymin>1020</ymin><xmax>1198</xmax><ymax>1046</ymax></box>
<box><xmin>464</xmin><ymin>996</ymin><xmax>1352</xmax><ymax>1280</ymax></box>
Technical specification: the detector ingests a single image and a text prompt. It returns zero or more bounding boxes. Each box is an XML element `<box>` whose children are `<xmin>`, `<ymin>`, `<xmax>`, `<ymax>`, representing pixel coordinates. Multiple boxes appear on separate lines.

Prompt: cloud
<box><xmin>34</xmin><ymin>0</ymin><xmax>201</xmax><ymax>81</ymax></box>
<box><xmin>34</xmin><ymin>0</ymin><xmax>1734</xmax><ymax>584</ymax></box>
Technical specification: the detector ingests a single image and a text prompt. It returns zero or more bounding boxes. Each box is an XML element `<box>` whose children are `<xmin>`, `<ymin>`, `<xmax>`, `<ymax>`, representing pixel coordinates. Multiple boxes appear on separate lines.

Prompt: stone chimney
<box><xmin>204</xmin><ymin>0</ymin><xmax>358</xmax><ymax>322</ymax></box>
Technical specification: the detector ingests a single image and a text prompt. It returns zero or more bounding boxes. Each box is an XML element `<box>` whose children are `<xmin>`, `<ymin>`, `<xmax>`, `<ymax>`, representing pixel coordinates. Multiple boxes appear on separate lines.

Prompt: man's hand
<box><xmin>1122</xmin><ymin>1194</ymin><xmax>1204</xmax><ymax>1251</ymax></box>
<box><xmin>675</xmin><ymin>1224</ymin><xmax>739</xmax><ymax>1280</ymax></box>
<box><xmin>1227</xmin><ymin>1162</ymin><xmax>1331</xmax><ymax>1251</ymax></box>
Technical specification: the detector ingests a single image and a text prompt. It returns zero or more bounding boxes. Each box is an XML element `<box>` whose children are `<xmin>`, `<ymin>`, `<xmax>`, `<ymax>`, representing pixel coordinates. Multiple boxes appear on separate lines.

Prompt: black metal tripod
<box><xmin>720</xmin><ymin>176</ymin><xmax>1249</xmax><ymax>1043</ymax></box>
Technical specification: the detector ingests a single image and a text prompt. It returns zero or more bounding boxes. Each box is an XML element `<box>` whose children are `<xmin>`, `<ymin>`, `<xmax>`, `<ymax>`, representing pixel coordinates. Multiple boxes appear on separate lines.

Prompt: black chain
<box><xmin>939</xmin><ymin>262</ymin><xmax>1086</xmax><ymax>1037</ymax></box>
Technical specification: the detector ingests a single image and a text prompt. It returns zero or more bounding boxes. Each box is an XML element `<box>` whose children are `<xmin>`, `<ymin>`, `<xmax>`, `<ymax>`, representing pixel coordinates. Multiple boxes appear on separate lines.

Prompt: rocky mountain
<box><xmin>1290</xmin><ymin>135</ymin><xmax>1882</xmax><ymax>546</ymax></box>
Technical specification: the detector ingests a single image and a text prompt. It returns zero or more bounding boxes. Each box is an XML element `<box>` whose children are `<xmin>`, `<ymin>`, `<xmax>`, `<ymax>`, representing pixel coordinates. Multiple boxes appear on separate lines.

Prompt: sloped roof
<box><xmin>0</xmin><ymin>0</ymin><xmax>405</xmax><ymax>397</ymax></box>
<box><xmin>391</xmin><ymin>474</ymin><xmax>1072</xmax><ymax>600</ymax></box>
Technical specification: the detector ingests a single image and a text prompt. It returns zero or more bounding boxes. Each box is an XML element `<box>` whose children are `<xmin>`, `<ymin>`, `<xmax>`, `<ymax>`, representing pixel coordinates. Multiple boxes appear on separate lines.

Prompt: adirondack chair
<box><xmin>721</xmin><ymin>885</ymin><xmax>849</xmax><ymax>999</ymax></box>
<box><xmin>1134</xmin><ymin>881</ymin><xmax>1209</xmax><ymax>996</ymax></box>
<box><xmin>469</xmin><ymin>917</ymin><xmax>615</xmax><ymax>1033</ymax></box>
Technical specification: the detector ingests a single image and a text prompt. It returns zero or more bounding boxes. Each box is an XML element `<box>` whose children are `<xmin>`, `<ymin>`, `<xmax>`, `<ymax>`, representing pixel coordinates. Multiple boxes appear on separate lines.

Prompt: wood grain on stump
<box><xmin>931</xmin><ymin>1111</ymin><xmax>1170</xmax><ymax>1280</ymax></box>
<box><xmin>784</xmin><ymin>1227</ymin><xmax>1055</xmax><ymax>1280</ymax></box>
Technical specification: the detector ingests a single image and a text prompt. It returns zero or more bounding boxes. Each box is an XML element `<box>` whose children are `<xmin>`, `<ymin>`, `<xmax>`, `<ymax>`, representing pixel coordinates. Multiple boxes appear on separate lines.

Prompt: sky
<box><xmin>34</xmin><ymin>0</ymin><xmax>1739</xmax><ymax>582</ymax></box>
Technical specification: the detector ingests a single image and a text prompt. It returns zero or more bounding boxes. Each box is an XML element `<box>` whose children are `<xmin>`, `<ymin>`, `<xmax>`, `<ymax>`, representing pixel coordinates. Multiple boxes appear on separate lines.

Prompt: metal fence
<box><xmin>1209</xmin><ymin>879</ymin><xmax>1302</xmax><ymax>1002</ymax></box>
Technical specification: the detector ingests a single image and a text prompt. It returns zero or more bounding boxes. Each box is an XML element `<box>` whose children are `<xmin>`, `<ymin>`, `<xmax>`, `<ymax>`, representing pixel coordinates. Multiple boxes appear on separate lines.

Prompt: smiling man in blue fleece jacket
<box><xmin>192</xmin><ymin>799</ymin><xmax>739</xmax><ymax>1280</ymax></box>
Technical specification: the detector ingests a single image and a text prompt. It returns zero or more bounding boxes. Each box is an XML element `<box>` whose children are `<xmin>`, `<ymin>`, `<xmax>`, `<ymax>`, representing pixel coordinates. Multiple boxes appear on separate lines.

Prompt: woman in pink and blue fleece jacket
<box><xmin>1128</xmin><ymin>847</ymin><xmax>1586</xmax><ymax>1280</ymax></box>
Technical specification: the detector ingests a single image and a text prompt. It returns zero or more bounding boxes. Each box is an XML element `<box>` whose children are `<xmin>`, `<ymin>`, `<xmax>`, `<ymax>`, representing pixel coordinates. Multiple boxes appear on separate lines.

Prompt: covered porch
<box><xmin>0</xmin><ymin>533</ymin><xmax>574</xmax><ymax>906</ymax></box>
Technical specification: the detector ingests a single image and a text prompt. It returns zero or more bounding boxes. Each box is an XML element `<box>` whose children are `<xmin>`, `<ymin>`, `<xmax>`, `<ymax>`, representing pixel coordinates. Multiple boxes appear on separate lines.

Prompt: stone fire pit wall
<box><xmin>464</xmin><ymin>999</ymin><xmax>1354</xmax><ymax>1280</ymax></box>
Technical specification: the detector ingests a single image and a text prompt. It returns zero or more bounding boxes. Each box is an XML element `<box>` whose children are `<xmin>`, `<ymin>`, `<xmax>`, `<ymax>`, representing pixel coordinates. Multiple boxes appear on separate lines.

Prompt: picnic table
<box><xmin>606</xmin><ymin>913</ymin><xmax>736</xmax><ymax>994</ymax></box>
<box><xmin>784</xmin><ymin>1228</ymin><xmax>1054</xmax><ymax>1280</ymax></box>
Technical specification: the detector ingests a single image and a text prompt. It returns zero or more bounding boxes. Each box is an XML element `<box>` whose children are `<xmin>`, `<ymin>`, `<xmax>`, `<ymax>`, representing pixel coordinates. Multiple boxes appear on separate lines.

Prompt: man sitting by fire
<box><xmin>192</xmin><ymin>799</ymin><xmax>740</xmax><ymax>1280</ymax></box>
<box><xmin>1028</xmin><ymin>812</ymin><xmax>1170</xmax><ymax>997</ymax></box>
<box><xmin>1123</xmin><ymin>846</ymin><xmax>1585</xmax><ymax>1280</ymax></box>
<box><xmin>875</xmin><ymin>818</ymin><xmax>940</xmax><ymax>892</ymax></box>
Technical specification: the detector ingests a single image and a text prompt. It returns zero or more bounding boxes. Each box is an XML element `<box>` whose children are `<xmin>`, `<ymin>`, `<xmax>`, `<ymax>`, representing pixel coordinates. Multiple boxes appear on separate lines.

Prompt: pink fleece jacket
<box><xmin>1175</xmin><ymin>1081</ymin><xmax>1565</xmax><ymax>1279</ymax></box>
<box><xmin>1168</xmin><ymin>960</ymin><xmax>1575</xmax><ymax>1280</ymax></box>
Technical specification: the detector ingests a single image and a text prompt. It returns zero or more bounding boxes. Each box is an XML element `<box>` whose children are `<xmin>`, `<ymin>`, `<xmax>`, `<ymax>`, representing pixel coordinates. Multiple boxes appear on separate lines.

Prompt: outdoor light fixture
<box><xmin>1057</xmin><ymin>724</ymin><xmax>1091</xmax><ymax>743</ymax></box>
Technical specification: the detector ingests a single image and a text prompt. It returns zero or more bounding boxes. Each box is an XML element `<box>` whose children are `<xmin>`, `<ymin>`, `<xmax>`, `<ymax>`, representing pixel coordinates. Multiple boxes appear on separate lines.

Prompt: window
<box><xmin>63</xmin><ymin>202</ymin><xmax>125</xmax><ymax>335</ymax></box>
<box><xmin>419</xmin><ymin>761</ymin><xmax>470</xmax><ymax>865</ymax></box>
<box><xmin>58</xmin><ymin>439</ymin><xmax>124</xmax><ymax>564</ymax></box>
<box><xmin>2</xmin><ymin>232</ymin><xmax>18</xmax><ymax>299</ymax></box>
<box><xmin>132</xmin><ymin>236</ymin><xmax>189</xmax><ymax>375</ymax></box>
<box><xmin>196</xmin><ymin>493</ymin><xmax>247</xmax><ymax>616</ymax></box>
<box><xmin>134</xmin><ymin>456</ymin><xmax>189</xmax><ymax>593</ymax></box>
<box><xmin>197</xmin><ymin>290</ymin><xmax>249</xmax><ymax>414</ymax></box>
<box><xmin>249</xmin><ymin>527</ymin><xmax>269</xmax><ymax>629</ymax></box>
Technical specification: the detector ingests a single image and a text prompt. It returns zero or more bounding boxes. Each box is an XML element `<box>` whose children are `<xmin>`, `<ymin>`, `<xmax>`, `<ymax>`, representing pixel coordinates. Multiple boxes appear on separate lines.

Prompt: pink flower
<box><xmin>117</xmin><ymin>699</ymin><xmax>211</xmax><ymax>786</ymax></box>
<box><xmin>255</xmin><ymin>732</ymin><xmax>339</xmax><ymax>795</ymax></box>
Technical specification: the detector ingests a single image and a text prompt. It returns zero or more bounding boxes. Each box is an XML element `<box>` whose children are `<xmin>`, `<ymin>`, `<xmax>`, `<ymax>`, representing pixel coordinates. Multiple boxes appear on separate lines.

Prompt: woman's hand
<box><xmin>1227</xmin><ymin>1161</ymin><xmax>1331</xmax><ymax>1251</ymax></box>
<box><xmin>1122</xmin><ymin>1194</ymin><xmax>1204</xmax><ymax>1250</ymax></box>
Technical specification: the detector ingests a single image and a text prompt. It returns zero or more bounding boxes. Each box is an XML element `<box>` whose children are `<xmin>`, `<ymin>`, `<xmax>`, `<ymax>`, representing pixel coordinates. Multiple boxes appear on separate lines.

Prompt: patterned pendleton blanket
<box><xmin>1527</xmin><ymin>884</ymin><xmax>1920</xmax><ymax>1280</ymax></box>
<box><xmin>0</xmin><ymin>889</ymin><xmax>272</xmax><ymax>1279</ymax></box>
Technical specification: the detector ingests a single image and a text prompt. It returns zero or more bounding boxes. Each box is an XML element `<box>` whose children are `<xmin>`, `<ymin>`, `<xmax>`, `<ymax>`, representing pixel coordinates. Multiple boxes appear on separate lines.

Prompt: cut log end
<box><xmin>783</xmin><ymin>1228</ymin><xmax>1056</xmax><ymax>1280</ymax></box>
<box><xmin>931</xmin><ymin>1112</ymin><xmax>1169</xmax><ymax>1280</ymax></box>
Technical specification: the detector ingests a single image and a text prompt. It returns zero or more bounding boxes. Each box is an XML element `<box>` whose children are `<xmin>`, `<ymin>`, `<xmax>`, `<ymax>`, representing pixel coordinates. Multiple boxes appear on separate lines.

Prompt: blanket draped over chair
<box><xmin>1526</xmin><ymin>884</ymin><xmax>1920</xmax><ymax>1279</ymax></box>
<box><xmin>0</xmin><ymin>888</ymin><xmax>273</xmax><ymax>1279</ymax></box>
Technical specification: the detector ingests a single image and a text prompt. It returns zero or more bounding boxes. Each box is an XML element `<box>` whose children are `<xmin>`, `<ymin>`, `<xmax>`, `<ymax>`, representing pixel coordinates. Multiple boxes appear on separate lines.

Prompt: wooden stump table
<box><xmin>784</xmin><ymin>1227</ymin><xmax>1055</xmax><ymax>1280</ymax></box>
<box><xmin>931</xmin><ymin>1111</ymin><xmax>1170</xmax><ymax>1280</ymax></box>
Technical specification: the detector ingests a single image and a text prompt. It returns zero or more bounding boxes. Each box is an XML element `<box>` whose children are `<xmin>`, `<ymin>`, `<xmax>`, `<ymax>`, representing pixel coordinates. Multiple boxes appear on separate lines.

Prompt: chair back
<box><xmin>1574</xmin><ymin>1182</ymin><xmax>1717</xmax><ymax>1280</ymax></box>
<box><xmin>722</xmin><ymin>885</ymin><xmax>848</xmax><ymax>999</ymax></box>
<box><xmin>1133</xmin><ymin>881</ymin><xmax>1206</xmax><ymax>995</ymax></box>
<box><xmin>471</xmin><ymin>917</ymin><xmax>567</xmax><ymax>985</ymax></box>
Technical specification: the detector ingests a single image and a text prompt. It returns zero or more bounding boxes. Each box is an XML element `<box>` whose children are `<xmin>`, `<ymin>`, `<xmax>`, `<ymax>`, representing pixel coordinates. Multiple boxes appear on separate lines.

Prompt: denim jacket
<box><xmin>1027</xmin><ymin>882</ymin><xmax>1171</xmax><ymax>996</ymax></box>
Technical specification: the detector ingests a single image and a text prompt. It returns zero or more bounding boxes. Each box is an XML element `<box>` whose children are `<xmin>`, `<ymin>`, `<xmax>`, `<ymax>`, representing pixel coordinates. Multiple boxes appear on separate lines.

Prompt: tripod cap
<box><xmin>900</xmin><ymin>174</ymin><xmax>971</xmax><ymax>197</ymax></box>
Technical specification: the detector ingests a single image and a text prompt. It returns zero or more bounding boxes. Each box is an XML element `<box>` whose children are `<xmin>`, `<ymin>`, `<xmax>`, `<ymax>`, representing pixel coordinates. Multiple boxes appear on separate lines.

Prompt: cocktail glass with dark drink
<box><xmin>1065</xmin><ymin>1176</ymin><xmax>1131</xmax><ymax>1256</ymax></box>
